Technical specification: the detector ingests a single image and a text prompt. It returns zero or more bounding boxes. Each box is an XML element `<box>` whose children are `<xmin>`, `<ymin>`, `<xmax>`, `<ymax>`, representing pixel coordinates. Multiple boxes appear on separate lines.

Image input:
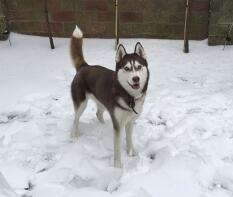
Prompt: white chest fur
<box><xmin>114</xmin><ymin>95</ymin><xmax>145</xmax><ymax>127</ymax></box>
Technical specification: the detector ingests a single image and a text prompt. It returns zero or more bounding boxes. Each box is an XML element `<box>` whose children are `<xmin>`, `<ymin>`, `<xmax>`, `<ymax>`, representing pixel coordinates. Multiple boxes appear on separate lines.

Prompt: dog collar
<box><xmin>115</xmin><ymin>97</ymin><xmax>140</xmax><ymax>115</ymax></box>
<box><xmin>129</xmin><ymin>93</ymin><xmax>144</xmax><ymax>114</ymax></box>
<box><xmin>114</xmin><ymin>81</ymin><xmax>143</xmax><ymax>114</ymax></box>
<box><xmin>128</xmin><ymin>98</ymin><xmax>138</xmax><ymax>114</ymax></box>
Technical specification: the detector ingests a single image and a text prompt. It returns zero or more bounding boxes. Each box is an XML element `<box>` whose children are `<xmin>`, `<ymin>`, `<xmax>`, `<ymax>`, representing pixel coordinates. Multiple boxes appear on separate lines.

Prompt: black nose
<box><xmin>132</xmin><ymin>76</ymin><xmax>140</xmax><ymax>83</ymax></box>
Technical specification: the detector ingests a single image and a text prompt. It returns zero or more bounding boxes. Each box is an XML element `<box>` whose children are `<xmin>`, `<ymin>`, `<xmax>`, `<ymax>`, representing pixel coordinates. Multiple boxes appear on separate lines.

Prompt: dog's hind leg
<box><xmin>96</xmin><ymin>104</ymin><xmax>105</xmax><ymax>123</ymax></box>
<box><xmin>71</xmin><ymin>99</ymin><xmax>87</xmax><ymax>138</ymax></box>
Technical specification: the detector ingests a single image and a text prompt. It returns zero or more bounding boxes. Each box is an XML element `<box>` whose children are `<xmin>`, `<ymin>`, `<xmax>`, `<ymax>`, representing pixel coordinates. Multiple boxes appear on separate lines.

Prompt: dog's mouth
<box><xmin>128</xmin><ymin>81</ymin><xmax>140</xmax><ymax>90</ymax></box>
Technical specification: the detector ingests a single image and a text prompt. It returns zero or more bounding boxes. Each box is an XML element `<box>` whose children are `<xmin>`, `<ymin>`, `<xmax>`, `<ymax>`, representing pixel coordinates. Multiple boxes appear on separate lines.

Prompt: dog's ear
<box><xmin>116</xmin><ymin>44</ymin><xmax>127</xmax><ymax>63</ymax></box>
<box><xmin>134</xmin><ymin>42</ymin><xmax>146</xmax><ymax>60</ymax></box>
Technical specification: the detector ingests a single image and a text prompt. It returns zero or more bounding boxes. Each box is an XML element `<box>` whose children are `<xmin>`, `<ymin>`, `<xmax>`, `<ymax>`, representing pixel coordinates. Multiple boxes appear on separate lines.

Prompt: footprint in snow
<box><xmin>147</xmin><ymin>115</ymin><xmax>167</xmax><ymax>127</ymax></box>
<box><xmin>171</xmin><ymin>77</ymin><xmax>188</xmax><ymax>83</ymax></box>
<box><xmin>0</xmin><ymin>110</ymin><xmax>31</xmax><ymax>124</ymax></box>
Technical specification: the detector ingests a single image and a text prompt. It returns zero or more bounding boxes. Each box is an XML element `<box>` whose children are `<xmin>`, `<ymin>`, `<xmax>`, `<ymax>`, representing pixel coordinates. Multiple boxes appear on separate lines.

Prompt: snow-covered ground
<box><xmin>0</xmin><ymin>33</ymin><xmax>233</xmax><ymax>197</ymax></box>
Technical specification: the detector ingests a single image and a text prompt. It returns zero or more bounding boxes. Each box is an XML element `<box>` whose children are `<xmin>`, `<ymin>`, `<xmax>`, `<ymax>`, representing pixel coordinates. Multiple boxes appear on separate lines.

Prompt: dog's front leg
<box><xmin>114</xmin><ymin>128</ymin><xmax>122</xmax><ymax>168</ymax></box>
<box><xmin>125</xmin><ymin>121</ymin><xmax>137</xmax><ymax>156</ymax></box>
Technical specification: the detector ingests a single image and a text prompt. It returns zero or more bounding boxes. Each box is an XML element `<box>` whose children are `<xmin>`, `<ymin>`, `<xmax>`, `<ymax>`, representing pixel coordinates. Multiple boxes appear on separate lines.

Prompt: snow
<box><xmin>0</xmin><ymin>33</ymin><xmax>233</xmax><ymax>197</ymax></box>
<box><xmin>0</xmin><ymin>173</ymin><xmax>18</xmax><ymax>197</ymax></box>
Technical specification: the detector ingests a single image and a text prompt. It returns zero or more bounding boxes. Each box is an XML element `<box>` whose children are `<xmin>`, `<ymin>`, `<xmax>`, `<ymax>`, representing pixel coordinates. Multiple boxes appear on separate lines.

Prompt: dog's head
<box><xmin>115</xmin><ymin>42</ymin><xmax>149</xmax><ymax>97</ymax></box>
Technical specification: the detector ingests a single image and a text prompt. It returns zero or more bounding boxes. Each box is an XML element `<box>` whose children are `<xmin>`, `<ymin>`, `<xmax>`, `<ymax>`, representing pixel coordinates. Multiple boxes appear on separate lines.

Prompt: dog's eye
<box><xmin>137</xmin><ymin>65</ymin><xmax>142</xmax><ymax>70</ymax></box>
<box><xmin>124</xmin><ymin>67</ymin><xmax>130</xmax><ymax>71</ymax></box>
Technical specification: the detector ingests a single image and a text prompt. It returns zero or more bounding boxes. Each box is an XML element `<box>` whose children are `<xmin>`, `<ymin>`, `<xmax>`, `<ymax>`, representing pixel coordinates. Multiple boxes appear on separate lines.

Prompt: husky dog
<box><xmin>70</xmin><ymin>25</ymin><xmax>149</xmax><ymax>168</ymax></box>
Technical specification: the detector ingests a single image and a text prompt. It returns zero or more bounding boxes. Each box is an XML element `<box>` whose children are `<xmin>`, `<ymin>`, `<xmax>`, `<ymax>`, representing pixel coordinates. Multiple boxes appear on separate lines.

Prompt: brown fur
<box><xmin>70</xmin><ymin>36</ymin><xmax>86</xmax><ymax>72</ymax></box>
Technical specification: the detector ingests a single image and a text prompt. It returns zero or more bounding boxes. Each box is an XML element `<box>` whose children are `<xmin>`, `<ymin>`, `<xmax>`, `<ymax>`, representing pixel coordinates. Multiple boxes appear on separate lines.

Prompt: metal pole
<box><xmin>183</xmin><ymin>0</ymin><xmax>190</xmax><ymax>53</ymax></box>
<box><xmin>115</xmin><ymin>0</ymin><xmax>119</xmax><ymax>50</ymax></box>
<box><xmin>44</xmin><ymin>0</ymin><xmax>55</xmax><ymax>49</ymax></box>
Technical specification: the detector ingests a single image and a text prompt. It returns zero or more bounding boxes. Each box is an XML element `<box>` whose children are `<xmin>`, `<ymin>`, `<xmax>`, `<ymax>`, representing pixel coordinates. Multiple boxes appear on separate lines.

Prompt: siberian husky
<box><xmin>70</xmin><ymin>25</ymin><xmax>149</xmax><ymax>168</ymax></box>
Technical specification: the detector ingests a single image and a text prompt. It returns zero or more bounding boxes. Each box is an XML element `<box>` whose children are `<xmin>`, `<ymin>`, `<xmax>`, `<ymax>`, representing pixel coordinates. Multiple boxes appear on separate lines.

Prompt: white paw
<box><xmin>96</xmin><ymin>113</ymin><xmax>105</xmax><ymax>123</ymax></box>
<box><xmin>127</xmin><ymin>148</ymin><xmax>138</xmax><ymax>157</ymax></box>
<box><xmin>98</xmin><ymin>117</ymin><xmax>105</xmax><ymax>124</ymax></box>
<box><xmin>70</xmin><ymin>128</ymin><xmax>80</xmax><ymax>138</ymax></box>
<box><xmin>114</xmin><ymin>160</ymin><xmax>123</xmax><ymax>168</ymax></box>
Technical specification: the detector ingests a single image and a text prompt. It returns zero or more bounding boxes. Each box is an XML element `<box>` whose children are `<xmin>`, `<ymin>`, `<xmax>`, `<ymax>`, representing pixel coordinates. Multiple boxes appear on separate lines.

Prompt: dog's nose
<box><xmin>132</xmin><ymin>76</ymin><xmax>140</xmax><ymax>83</ymax></box>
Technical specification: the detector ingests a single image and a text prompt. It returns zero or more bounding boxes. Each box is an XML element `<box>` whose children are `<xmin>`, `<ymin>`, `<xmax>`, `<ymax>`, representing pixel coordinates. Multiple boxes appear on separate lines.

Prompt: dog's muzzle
<box><xmin>128</xmin><ymin>81</ymin><xmax>140</xmax><ymax>90</ymax></box>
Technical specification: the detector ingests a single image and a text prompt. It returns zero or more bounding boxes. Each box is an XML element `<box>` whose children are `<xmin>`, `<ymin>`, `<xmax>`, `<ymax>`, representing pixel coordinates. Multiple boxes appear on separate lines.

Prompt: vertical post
<box><xmin>44</xmin><ymin>0</ymin><xmax>55</xmax><ymax>49</ymax></box>
<box><xmin>183</xmin><ymin>0</ymin><xmax>190</xmax><ymax>53</ymax></box>
<box><xmin>115</xmin><ymin>0</ymin><xmax>119</xmax><ymax>50</ymax></box>
<box><xmin>223</xmin><ymin>23</ymin><xmax>233</xmax><ymax>50</ymax></box>
<box><xmin>1</xmin><ymin>0</ymin><xmax>11</xmax><ymax>45</ymax></box>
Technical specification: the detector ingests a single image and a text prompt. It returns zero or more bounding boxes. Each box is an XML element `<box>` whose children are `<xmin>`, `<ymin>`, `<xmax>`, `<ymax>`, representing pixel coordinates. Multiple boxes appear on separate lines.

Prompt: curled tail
<box><xmin>70</xmin><ymin>25</ymin><xmax>87</xmax><ymax>72</ymax></box>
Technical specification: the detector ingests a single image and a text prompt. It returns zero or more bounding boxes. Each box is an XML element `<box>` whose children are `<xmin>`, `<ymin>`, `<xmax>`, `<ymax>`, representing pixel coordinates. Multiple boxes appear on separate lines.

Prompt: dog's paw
<box><xmin>96</xmin><ymin>112</ymin><xmax>105</xmax><ymax>124</ymax></box>
<box><xmin>114</xmin><ymin>161</ymin><xmax>123</xmax><ymax>168</ymax></box>
<box><xmin>127</xmin><ymin>148</ymin><xmax>138</xmax><ymax>157</ymax></box>
<box><xmin>98</xmin><ymin>116</ymin><xmax>105</xmax><ymax>124</ymax></box>
<box><xmin>70</xmin><ymin>129</ymin><xmax>80</xmax><ymax>139</ymax></box>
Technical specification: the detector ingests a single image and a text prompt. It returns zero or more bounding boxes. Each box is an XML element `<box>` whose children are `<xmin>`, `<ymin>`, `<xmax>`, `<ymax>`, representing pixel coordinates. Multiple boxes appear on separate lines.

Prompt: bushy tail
<box><xmin>70</xmin><ymin>25</ymin><xmax>87</xmax><ymax>72</ymax></box>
